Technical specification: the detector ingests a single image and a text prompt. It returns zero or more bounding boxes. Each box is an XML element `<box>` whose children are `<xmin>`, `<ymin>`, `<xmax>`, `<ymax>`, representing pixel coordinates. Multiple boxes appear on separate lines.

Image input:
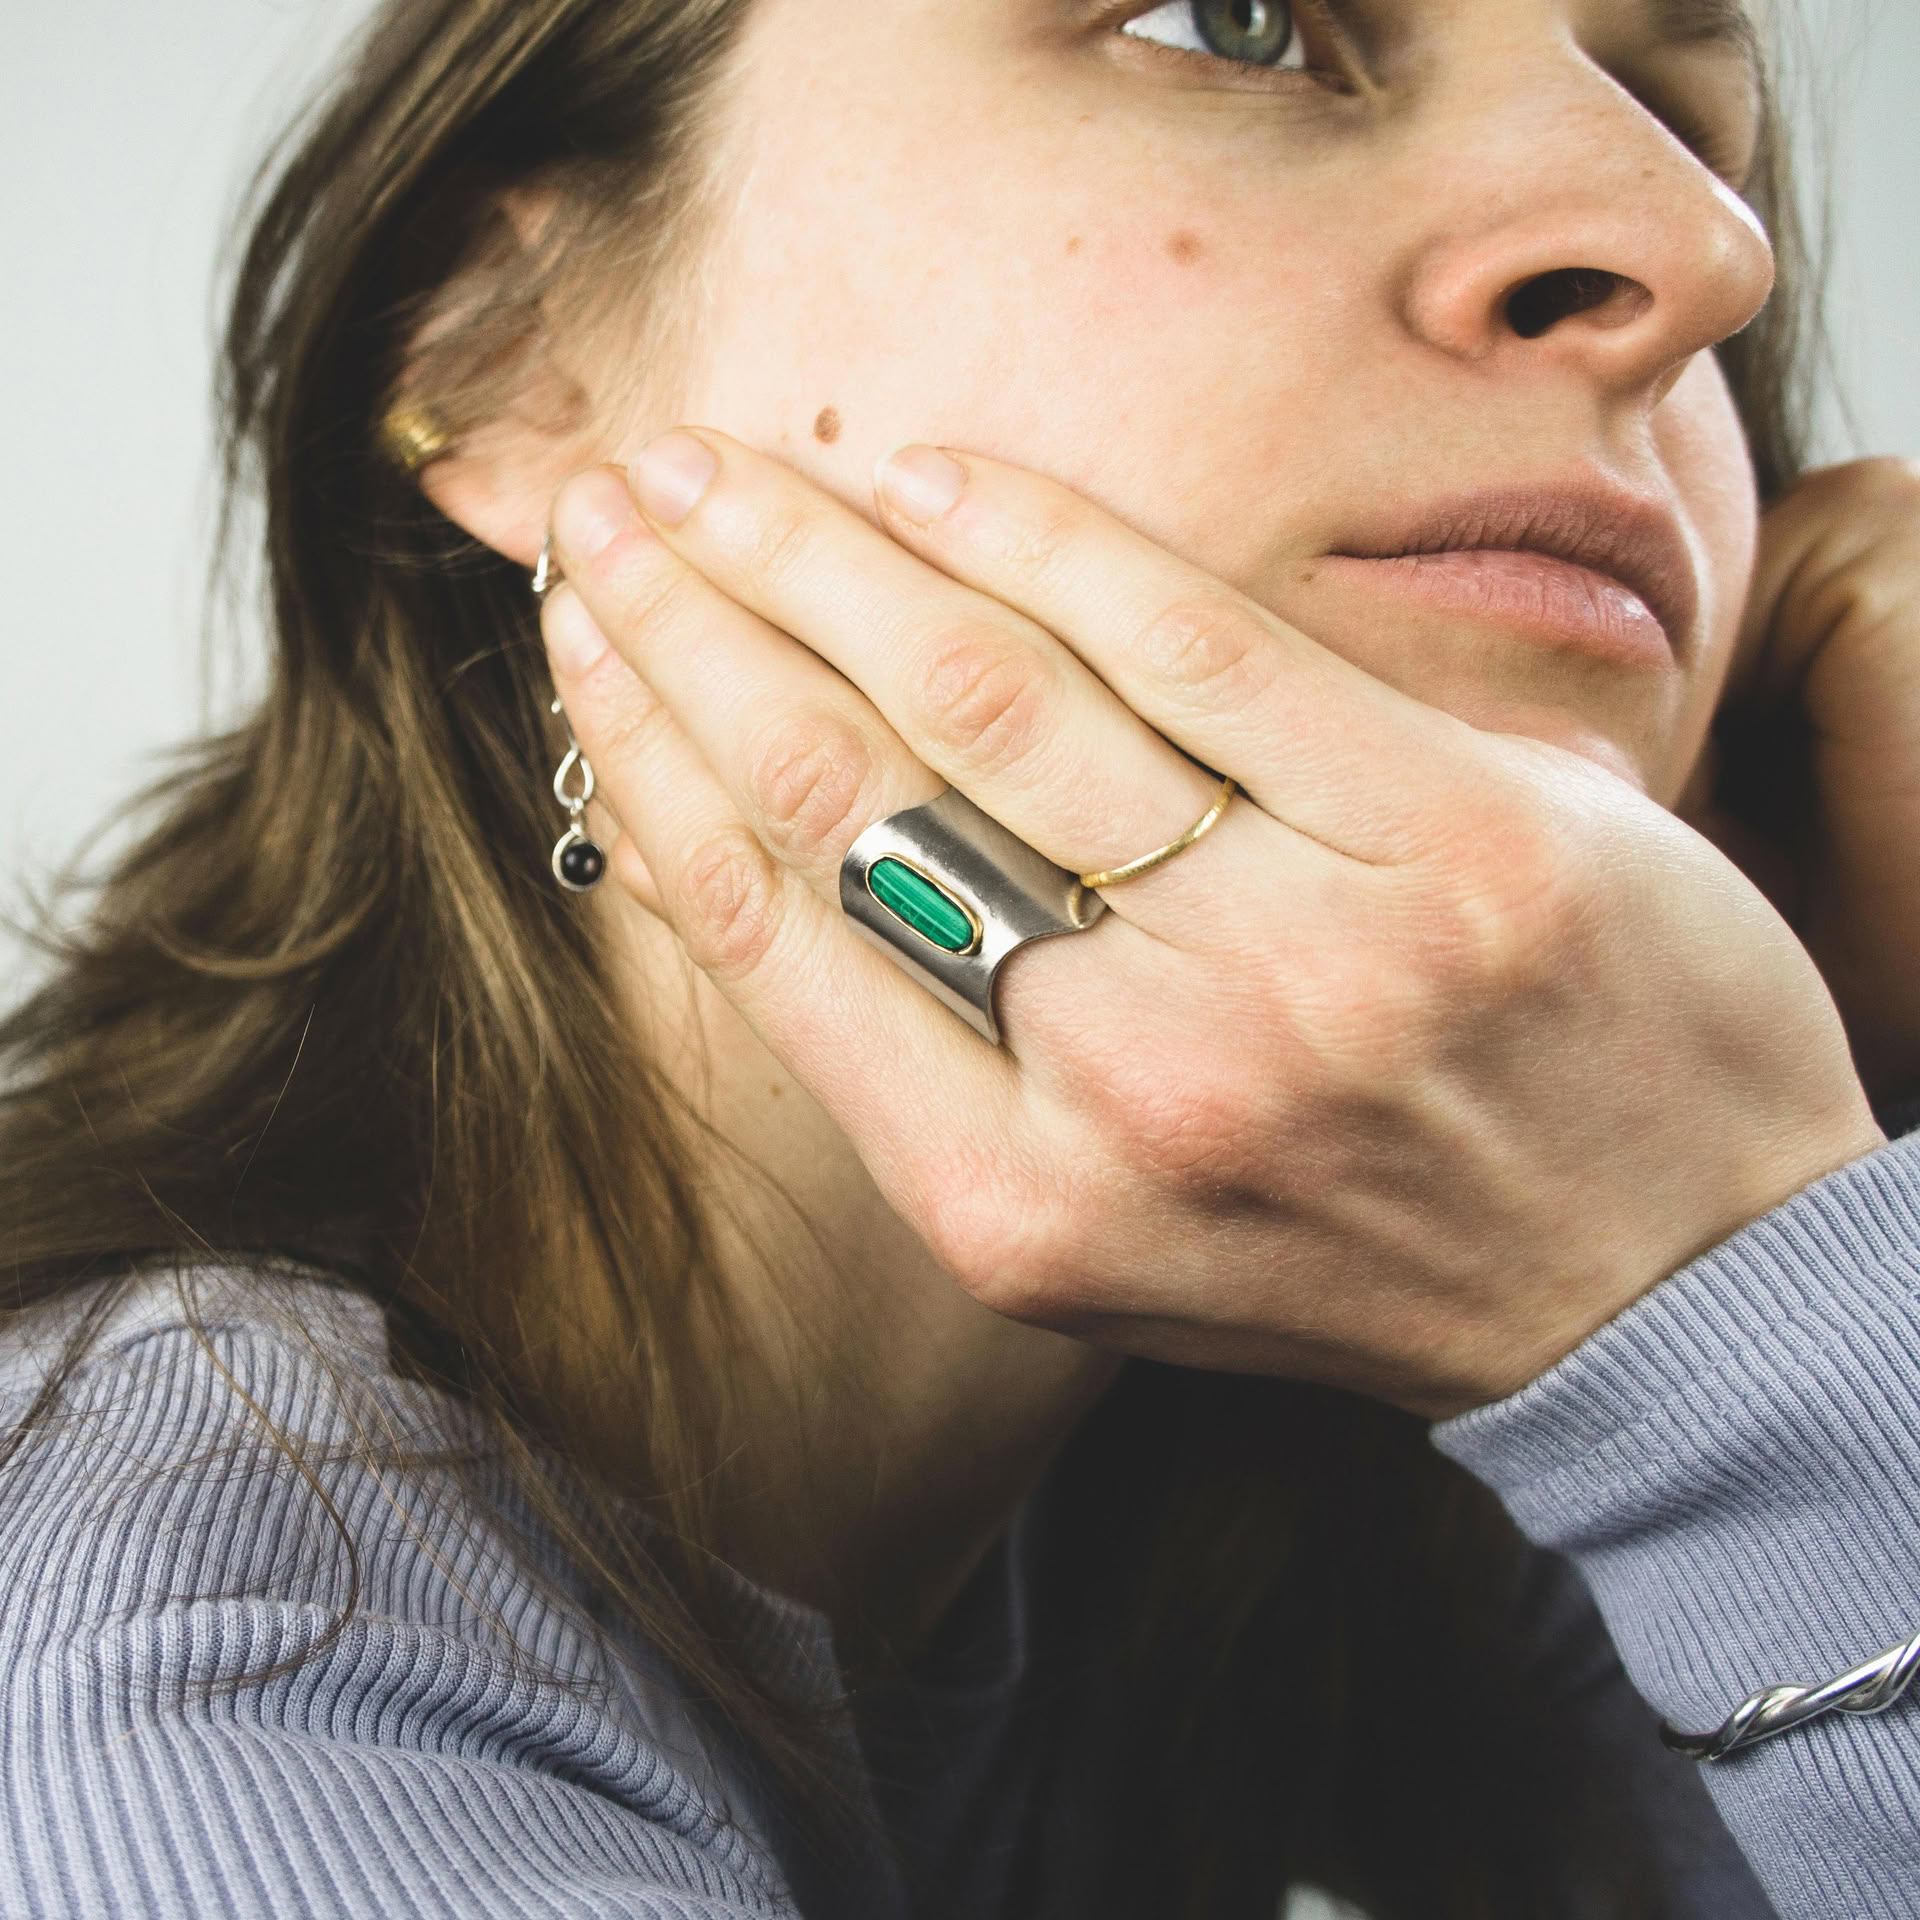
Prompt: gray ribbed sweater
<box><xmin>4</xmin><ymin>1125</ymin><xmax>1919</xmax><ymax>1917</ymax></box>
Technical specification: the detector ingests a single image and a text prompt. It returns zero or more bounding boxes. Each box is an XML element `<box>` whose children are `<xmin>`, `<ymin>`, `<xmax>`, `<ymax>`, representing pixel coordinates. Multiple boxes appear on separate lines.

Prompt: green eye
<box><xmin>1123</xmin><ymin>0</ymin><xmax>1304</xmax><ymax>70</ymax></box>
<box><xmin>1199</xmin><ymin>0</ymin><xmax>1295</xmax><ymax>63</ymax></box>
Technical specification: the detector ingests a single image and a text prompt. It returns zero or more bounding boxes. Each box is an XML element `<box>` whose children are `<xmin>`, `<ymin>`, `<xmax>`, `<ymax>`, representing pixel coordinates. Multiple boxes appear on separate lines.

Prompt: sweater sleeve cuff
<box><xmin>1433</xmin><ymin>1128</ymin><xmax>1920</xmax><ymax>1738</ymax></box>
<box><xmin>1878</xmin><ymin>1089</ymin><xmax>1920</xmax><ymax>1142</ymax></box>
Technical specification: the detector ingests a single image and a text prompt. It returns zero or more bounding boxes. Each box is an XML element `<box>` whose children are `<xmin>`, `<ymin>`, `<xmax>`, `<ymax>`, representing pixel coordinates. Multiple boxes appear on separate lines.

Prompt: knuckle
<box><xmin>743</xmin><ymin>498</ymin><xmax>828</xmax><ymax>593</ymax></box>
<box><xmin>916</xmin><ymin>627</ymin><xmax>1056</xmax><ymax>775</ymax></box>
<box><xmin>747</xmin><ymin>714</ymin><xmax>881</xmax><ymax>863</ymax></box>
<box><xmin>1832</xmin><ymin>571</ymin><xmax>1914</xmax><ymax>650</ymax></box>
<box><xmin>1456</xmin><ymin>822</ymin><xmax>1581</xmax><ymax>982</ymax></box>
<box><xmin>1256</xmin><ymin>852</ymin><xmax>1578</xmax><ymax>1110</ymax></box>
<box><xmin>989</xmin><ymin>495</ymin><xmax>1084</xmax><ymax>586</ymax></box>
<box><xmin>1065</xmin><ymin>1008</ymin><xmax>1281</xmax><ymax>1193</ymax></box>
<box><xmin>913</xmin><ymin>1161</ymin><xmax>1080</xmax><ymax>1322</ymax></box>
<box><xmin>911</xmin><ymin>1165</ymin><xmax>1014</xmax><ymax>1295</ymax></box>
<box><xmin>608</xmin><ymin>557</ymin><xmax>700</xmax><ymax>661</ymax></box>
<box><xmin>1366</xmin><ymin>827</ymin><xmax>1581</xmax><ymax>1044</ymax></box>
<box><xmin>1135</xmin><ymin>592</ymin><xmax>1269</xmax><ymax>708</ymax></box>
<box><xmin>1818</xmin><ymin>462</ymin><xmax>1920</xmax><ymax>637</ymax></box>
<box><xmin>1303</xmin><ymin>952</ymin><xmax>1440</xmax><ymax>1095</ymax></box>
<box><xmin>1115</xmin><ymin>1065</ymin><xmax>1267</xmax><ymax>1189</ymax></box>
<box><xmin>670</xmin><ymin>827</ymin><xmax>787</xmax><ymax>981</ymax></box>
<box><xmin>591</xmin><ymin>682</ymin><xmax>678</xmax><ymax>764</ymax></box>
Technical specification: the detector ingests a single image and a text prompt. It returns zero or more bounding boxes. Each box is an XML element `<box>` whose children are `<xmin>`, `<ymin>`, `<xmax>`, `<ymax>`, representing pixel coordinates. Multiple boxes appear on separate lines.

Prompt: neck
<box><xmin>595</xmin><ymin>894</ymin><xmax>1117</xmax><ymax>1663</ymax></box>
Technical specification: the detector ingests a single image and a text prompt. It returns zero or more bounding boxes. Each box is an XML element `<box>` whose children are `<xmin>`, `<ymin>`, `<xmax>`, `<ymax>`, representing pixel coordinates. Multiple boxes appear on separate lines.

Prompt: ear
<box><xmin>419</xmin><ymin>393</ymin><xmax>603</xmax><ymax>573</ymax></box>
<box><xmin>407</xmin><ymin>186</ymin><xmax>609</xmax><ymax>569</ymax></box>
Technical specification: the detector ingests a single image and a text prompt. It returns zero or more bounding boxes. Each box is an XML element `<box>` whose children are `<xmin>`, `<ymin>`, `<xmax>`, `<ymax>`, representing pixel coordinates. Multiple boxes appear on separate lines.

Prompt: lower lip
<box><xmin>1320</xmin><ymin>550</ymin><xmax>1674</xmax><ymax>666</ymax></box>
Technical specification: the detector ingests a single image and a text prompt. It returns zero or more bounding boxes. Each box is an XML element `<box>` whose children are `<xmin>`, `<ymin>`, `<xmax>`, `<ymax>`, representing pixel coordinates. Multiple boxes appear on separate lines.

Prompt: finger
<box><xmin>1739</xmin><ymin>461</ymin><xmax>1920</xmax><ymax>713</ymax></box>
<box><xmin>539</xmin><ymin>579</ymin><xmax>1023</xmax><ymax>1190</ymax></box>
<box><xmin>1734</xmin><ymin>477</ymin><xmax>1840</xmax><ymax>701</ymax></box>
<box><xmin>621</xmin><ymin>431</ymin><xmax>1260</xmax><ymax>894</ymax></box>
<box><xmin>549</xmin><ymin>465</ymin><xmax>943</xmax><ymax>904</ymax></box>
<box><xmin>866</xmin><ymin>444</ymin><xmax>1483</xmax><ymax>858</ymax></box>
<box><xmin>546</xmin><ymin>471</ymin><xmax>1178</xmax><ymax>1050</ymax></box>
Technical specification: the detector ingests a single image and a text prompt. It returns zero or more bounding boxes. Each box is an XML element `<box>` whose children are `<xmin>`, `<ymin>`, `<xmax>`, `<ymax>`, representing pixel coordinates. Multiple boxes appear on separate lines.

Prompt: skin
<box><xmin>424</xmin><ymin>0</ymin><xmax>1917</xmax><ymax>1652</ymax></box>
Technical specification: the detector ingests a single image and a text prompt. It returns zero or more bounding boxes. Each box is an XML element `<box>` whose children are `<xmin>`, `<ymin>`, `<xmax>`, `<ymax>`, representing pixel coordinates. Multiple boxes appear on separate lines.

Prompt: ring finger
<box><xmin>548</xmin><ymin>466</ymin><xmax>947</xmax><ymax>905</ymax></box>
<box><xmin>597</xmin><ymin>438</ymin><xmax>1263</xmax><ymax>932</ymax></box>
<box><xmin>539</xmin><ymin>573</ymin><xmax>1023</xmax><ymax>1149</ymax></box>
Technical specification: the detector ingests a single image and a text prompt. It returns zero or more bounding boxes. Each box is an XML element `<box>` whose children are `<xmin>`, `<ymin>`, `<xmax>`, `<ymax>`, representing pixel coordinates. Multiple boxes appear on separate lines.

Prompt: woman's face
<box><xmin>618</xmin><ymin>0</ymin><xmax>1773</xmax><ymax>802</ymax></box>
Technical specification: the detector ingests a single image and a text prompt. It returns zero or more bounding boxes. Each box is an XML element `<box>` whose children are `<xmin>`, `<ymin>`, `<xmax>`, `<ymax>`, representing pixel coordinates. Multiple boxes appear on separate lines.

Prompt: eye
<box><xmin>1644</xmin><ymin>85</ymin><xmax>1759</xmax><ymax>193</ymax></box>
<box><xmin>1123</xmin><ymin>0</ymin><xmax>1307</xmax><ymax>71</ymax></box>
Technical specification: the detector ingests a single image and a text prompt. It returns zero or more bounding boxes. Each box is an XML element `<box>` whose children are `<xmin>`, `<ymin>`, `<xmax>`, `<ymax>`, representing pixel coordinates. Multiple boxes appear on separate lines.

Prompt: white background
<box><xmin>2</xmin><ymin>0</ymin><xmax>1916</xmax><ymax>982</ymax></box>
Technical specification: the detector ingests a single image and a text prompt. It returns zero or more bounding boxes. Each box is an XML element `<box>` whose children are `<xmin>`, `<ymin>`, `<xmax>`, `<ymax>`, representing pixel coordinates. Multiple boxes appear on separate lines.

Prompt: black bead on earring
<box><xmin>534</xmin><ymin>536</ymin><xmax>607</xmax><ymax>894</ymax></box>
<box><xmin>549</xmin><ymin>709</ymin><xmax>608</xmax><ymax>892</ymax></box>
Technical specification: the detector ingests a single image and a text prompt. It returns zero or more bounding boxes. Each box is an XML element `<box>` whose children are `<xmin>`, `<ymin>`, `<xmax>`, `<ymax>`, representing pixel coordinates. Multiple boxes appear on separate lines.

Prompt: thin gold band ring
<box><xmin>1077</xmin><ymin>776</ymin><xmax>1237</xmax><ymax>892</ymax></box>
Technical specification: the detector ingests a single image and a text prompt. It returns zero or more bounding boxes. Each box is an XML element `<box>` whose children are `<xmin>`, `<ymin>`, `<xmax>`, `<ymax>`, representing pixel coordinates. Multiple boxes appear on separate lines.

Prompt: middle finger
<box><xmin>550</xmin><ymin>465</ymin><xmax>942</xmax><ymax>900</ymax></box>
<box><xmin>615</xmin><ymin>429</ymin><xmax>1251</xmax><ymax>911</ymax></box>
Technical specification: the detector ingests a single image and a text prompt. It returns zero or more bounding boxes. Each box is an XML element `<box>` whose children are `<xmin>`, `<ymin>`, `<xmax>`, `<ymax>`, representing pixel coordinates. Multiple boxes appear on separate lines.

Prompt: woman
<box><xmin>3</xmin><ymin>0</ymin><xmax>1918</xmax><ymax>1913</ymax></box>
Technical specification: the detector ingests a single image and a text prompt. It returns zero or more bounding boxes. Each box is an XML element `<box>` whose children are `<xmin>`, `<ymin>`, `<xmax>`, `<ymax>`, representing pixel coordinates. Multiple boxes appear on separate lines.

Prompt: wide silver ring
<box><xmin>840</xmin><ymin>789</ymin><xmax>1105</xmax><ymax>1045</ymax></box>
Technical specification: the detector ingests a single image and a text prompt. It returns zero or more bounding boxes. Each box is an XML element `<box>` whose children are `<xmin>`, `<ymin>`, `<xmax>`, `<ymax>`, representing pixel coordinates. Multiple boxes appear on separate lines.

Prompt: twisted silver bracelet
<box><xmin>1661</xmin><ymin>1627</ymin><xmax>1920</xmax><ymax>1761</ymax></box>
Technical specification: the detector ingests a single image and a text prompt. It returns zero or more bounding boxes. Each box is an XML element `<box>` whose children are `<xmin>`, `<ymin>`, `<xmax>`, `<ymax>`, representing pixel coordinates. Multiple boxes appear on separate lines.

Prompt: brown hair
<box><xmin>0</xmin><ymin>1</ymin><xmax>1817</xmax><ymax>1911</ymax></box>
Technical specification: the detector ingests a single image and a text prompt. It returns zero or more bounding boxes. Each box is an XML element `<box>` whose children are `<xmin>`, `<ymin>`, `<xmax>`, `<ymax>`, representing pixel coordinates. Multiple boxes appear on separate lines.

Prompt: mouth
<box><xmin>1320</xmin><ymin>483</ymin><xmax>1701</xmax><ymax>666</ymax></box>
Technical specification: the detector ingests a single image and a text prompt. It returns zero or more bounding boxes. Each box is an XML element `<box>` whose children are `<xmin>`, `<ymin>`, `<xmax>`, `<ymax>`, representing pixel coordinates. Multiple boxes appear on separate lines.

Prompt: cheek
<box><xmin>653</xmin><ymin>49</ymin><xmax>1340</xmax><ymax>561</ymax></box>
<box><xmin>1644</xmin><ymin>355</ymin><xmax>1759</xmax><ymax>803</ymax></box>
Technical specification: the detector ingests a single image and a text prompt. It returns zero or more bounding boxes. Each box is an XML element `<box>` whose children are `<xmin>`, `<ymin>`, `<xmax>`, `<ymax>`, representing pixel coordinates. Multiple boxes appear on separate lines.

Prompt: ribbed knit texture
<box><xmin>0</xmin><ymin>1272</ymin><xmax>830</xmax><ymax>1919</ymax></box>
<box><xmin>1439</xmin><ymin>1126</ymin><xmax>1920</xmax><ymax>1919</ymax></box>
<box><xmin>8</xmin><ymin>1120</ymin><xmax>1920</xmax><ymax>1917</ymax></box>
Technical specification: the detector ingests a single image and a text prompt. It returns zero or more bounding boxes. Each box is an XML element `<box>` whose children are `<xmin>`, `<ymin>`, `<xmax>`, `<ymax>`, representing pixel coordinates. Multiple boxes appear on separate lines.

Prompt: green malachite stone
<box><xmin>868</xmin><ymin>857</ymin><xmax>977</xmax><ymax>953</ymax></box>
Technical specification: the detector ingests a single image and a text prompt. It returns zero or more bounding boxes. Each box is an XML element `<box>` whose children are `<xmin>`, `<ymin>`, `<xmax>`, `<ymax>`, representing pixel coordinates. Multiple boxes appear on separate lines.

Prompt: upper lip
<box><xmin>1328</xmin><ymin>483</ymin><xmax>1701</xmax><ymax>653</ymax></box>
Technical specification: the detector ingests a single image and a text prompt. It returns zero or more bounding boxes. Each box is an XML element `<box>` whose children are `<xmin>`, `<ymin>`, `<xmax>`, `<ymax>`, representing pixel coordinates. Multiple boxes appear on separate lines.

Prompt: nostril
<box><xmin>1505</xmin><ymin>266</ymin><xmax>1648</xmax><ymax>339</ymax></box>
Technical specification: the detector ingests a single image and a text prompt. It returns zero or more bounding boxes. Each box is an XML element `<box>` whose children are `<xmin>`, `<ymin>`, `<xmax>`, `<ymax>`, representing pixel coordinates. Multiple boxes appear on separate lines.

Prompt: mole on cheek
<box><xmin>1166</xmin><ymin>230</ymin><xmax>1202</xmax><ymax>266</ymax></box>
<box><xmin>1066</xmin><ymin>235</ymin><xmax>1084</xmax><ymax>256</ymax></box>
<box><xmin>813</xmin><ymin>406</ymin><xmax>842</xmax><ymax>445</ymax></box>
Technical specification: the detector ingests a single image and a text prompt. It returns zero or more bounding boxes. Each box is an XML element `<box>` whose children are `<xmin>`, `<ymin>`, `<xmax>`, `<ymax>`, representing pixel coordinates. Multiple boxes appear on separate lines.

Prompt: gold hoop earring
<box><xmin>380</xmin><ymin>405</ymin><xmax>450</xmax><ymax>474</ymax></box>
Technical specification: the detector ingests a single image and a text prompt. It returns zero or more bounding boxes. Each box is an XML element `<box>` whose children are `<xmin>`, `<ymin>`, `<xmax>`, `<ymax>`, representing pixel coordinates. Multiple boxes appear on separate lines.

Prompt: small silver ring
<box><xmin>532</xmin><ymin>534</ymin><xmax>560</xmax><ymax>600</ymax></box>
<box><xmin>840</xmin><ymin>790</ymin><xmax>1105</xmax><ymax>1046</ymax></box>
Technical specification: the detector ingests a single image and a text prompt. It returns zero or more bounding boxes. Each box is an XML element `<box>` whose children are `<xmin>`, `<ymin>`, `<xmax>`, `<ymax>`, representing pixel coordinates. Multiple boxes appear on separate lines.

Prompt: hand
<box><xmin>1687</xmin><ymin>458</ymin><xmax>1920</xmax><ymax>1102</ymax></box>
<box><xmin>541</xmin><ymin>434</ymin><xmax>1882</xmax><ymax>1418</ymax></box>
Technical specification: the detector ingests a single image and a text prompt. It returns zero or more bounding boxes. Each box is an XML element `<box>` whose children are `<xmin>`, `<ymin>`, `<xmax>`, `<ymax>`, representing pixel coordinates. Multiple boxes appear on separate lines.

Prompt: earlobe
<box><xmin>414</xmin><ymin>369</ymin><xmax>606</xmax><ymax>572</ymax></box>
<box><xmin>419</xmin><ymin>428</ymin><xmax>565</xmax><ymax>573</ymax></box>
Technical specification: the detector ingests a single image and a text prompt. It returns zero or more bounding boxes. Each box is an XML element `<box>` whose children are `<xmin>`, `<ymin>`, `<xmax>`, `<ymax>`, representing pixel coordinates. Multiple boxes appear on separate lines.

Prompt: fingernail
<box><xmin>543</xmin><ymin>592</ymin><xmax>610</xmax><ymax>679</ymax></box>
<box><xmin>551</xmin><ymin>466</ymin><xmax>638</xmax><ymax>565</ymax></box>
<box><xmin>631</xmin><ymin>431</ymin><xmax>718</xmax><ymax>526</ymax></box>
<box><xmin>877</xmin><ymin>445</ymin><xmax>966</xmax><ymax>523</ymax></box>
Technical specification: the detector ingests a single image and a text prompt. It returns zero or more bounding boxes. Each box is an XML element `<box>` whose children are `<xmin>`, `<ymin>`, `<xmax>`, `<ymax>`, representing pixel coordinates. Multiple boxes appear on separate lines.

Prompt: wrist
<box><xmin>1443</xmin><ymin>1093</ymin><xmax>1886</xmax><ymax>1419</ymax></box>
<box><xmin>1434</xmin><ymin>1128</ymin><xmax>1920</xmax><ymax>1739</ymax></box>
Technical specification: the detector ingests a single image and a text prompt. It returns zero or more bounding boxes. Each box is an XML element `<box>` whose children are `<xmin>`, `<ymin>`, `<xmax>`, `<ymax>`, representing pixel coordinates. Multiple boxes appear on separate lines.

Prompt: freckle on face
<box><xmin>1065</xmin><ymin>234</ymin><xmax>1083</xmax><ymax>256</ymax></box>
<box><xmin>1167</xmin><ymin>230</ymin><xmax>1201</xmax><ymax>265</ymax></box>
<box><xmin>813</xmin><ymin>406</ymin><xmax>842</xmax><ymax>444</ymax></box>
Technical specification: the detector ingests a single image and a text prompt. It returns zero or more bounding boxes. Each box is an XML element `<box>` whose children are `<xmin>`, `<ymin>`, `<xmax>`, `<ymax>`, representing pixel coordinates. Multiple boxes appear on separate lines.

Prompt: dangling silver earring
<box><xmin>533</xmin><ymin>535</ymin><xmax>607</xmax><ymax>893</ymax></box>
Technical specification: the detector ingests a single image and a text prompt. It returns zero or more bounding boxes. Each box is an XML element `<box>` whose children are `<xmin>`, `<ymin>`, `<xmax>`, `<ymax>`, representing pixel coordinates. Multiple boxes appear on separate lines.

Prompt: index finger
<box><xmin>872</xmin><ymin>445</ymin><xmax>1485</xmax><ymax>861</ymax></box>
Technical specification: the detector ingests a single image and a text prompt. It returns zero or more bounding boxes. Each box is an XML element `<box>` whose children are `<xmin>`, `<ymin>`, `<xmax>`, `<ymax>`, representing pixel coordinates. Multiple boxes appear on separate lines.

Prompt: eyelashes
<box><xmin>1649</xmin><ymin>93</ymin><xmax>1759</xmax><ymax>191</ymax></box>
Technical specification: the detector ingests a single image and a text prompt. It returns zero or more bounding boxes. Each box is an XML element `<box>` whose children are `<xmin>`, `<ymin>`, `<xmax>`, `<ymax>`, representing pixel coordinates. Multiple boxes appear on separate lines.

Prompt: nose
<box><xmin>1398</xmin><ymin>52</ymin><xmax>1776</xmax><ymax>397</ymax></box>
